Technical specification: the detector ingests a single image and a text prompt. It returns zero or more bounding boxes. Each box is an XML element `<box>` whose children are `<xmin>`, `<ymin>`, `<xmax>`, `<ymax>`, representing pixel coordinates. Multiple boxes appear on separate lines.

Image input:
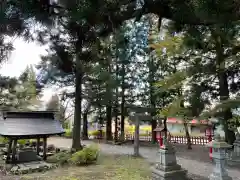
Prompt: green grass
<box><xmin>8</xmin><ymin>154</ymin><xmax>151</xmax><ymax>180</ymax></box>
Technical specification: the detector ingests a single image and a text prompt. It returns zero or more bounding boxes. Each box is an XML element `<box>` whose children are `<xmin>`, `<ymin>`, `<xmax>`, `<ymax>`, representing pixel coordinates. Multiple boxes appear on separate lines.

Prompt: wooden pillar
<box><xmin>6</xmin><ymin>138</ymin><xmax>13</xmax><ymax>164</ymax></box>
<box><xmin>11</xmin><ymin>139</ymin><xmax>18</xmax><ymax>163</ymax></box>
<box><xmin>36</xmin><ymin>138</ymin><xmax>40</xmax><ymax>155</ymax></box>
<box><xmin>43</xmin><ymin>137</ymin><xmax>47</xmax><ymax>160</ymax></box>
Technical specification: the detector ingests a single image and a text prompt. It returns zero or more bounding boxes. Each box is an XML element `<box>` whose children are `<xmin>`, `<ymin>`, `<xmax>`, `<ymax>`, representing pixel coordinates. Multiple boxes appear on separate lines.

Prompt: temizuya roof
<box><xmin>0</xmin><ymin>111</ymin><xmax>65</xmax><ymax>137</ymax></box>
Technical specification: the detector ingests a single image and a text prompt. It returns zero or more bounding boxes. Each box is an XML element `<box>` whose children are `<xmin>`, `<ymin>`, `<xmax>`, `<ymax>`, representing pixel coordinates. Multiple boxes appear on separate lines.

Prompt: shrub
<box><xmin>0</xmin><ymin>137</ymin><xmax>8</xmax><ymax>144</ymax></box>
<box><xmin>69</xmin><ymin>144</ymin><xmax>99</xmax><ymax>165</ymax></box>
<box><xmin>89</xmin><ymin>130</ymin><xmax>106</xmax><ymax>137</ymax></box>
<box><xmin>18</xmin><ymin>139</ymin><xmax>27</xmax><ymax>145</ymax></box>
<box><xmin>46</xmin><ymin>151</ymin><xmax>72</xmax><ymax>166</ymax></box>
<box><xmin>64</xmin><ymin>129</ymin><xmax>73</xmax><ymax>138</ymax></box>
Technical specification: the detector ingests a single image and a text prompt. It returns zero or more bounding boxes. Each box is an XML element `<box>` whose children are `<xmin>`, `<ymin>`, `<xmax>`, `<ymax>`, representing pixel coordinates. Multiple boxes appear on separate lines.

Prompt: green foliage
<box><xmin>150</xmin><ymin>35</ymin><xmax>184</xmax><ymax>56</ymax></box>
<box><xmin>89</xmin><ymin>130</ymin><xmax>106</xmax><ymax>137</ymax></box>
<box><xmin>155</xmin><ymin>71</ymin><xmax>188</xmax><ymax>92</ymax></box>
<box><xmin>18</xmin><ymin>139</ymin><xmax>27</xmax><ymax>145</ymax></box>
<box><xmin>200</xmin><ymin>98</ymin><xmax>240</xmax><ymax>118</ymax></box>
<box><xmin>16</xmin><ymin>65</ymin><xmax>42</xmax><ymax>110</ymax></box>
<box><xmin>64</xmin><ymin>129</ymin><xmax>73</xmax><ymax>138</ymax></box>
<box><xmin>63</xmin><ymin>121</ymin><xmax>70</xmax><ymax>129</ymax></box>
<box><xmin>0</xmin><ymin>137</ymin><xmax>8</xmax><ymax>144</ymax></box>
<box><xmin>228</xmin><ymin>115</ymin><xmax>240</xmax><ymax>131</ymax></box>
<box><xmin>46</xmin><ymin>151</ymin><xmax>72</xmax><ymax>166</ymax></box>
<box><xmin>69</xmin><ymin>145</ymin><xmax>99</xmax><ymax>166</ymax></box>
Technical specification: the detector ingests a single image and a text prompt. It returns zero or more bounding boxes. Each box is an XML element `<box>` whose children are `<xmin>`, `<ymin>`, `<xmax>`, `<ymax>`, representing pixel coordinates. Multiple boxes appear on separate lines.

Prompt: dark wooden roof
<box><xmin>0</xmin><ymin>111</ymin><xmax>65</xmax><ymax>137</ymax></box>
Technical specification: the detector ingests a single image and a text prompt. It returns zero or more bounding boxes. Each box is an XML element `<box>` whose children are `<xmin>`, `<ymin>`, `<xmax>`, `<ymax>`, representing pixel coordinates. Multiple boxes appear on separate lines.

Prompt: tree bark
<box><xmin>114</xmin><ymin>50</ymin><xmax>119</xmax><ymax>142</ymax></box>
<box><xmin>163</xmin><ymin>116</ymin><xmax>168</xmax><ymax>137</ymax></box>
<box><xmin>148</xmin><ymin>15</ymin><xmax>157</xmax><ymax>143</ymax></box>
<box><xmin>150</xmin><ymin>69</ymin><xmax>157</xmax><ymax>142</ymax></box>
<box><xmin>72</xmin><ymin>63</ymin><xmax>83</xmax><ymax>150</ymax></box>
<box><xmin>120</xmin><ymin>76</ymin><xmax>125</xmax><ymax>141</ymax></box>
<box><xmin>114</xmin><ymin>113</ymin><xmax>118</xmax><ymax>142</ymax></box>
<box><xmin>106</xmin><ymin>58</ymin><xmax>113</xmax><ymax>141</ymax></box>
<box><xmin>183</xmin><ymin>121</ymin><xmax>192</xmax><ymax>149</ymax></box>
<box><xmin>133</xmin><ymin>115</ymin><xmax>140</xmax><ymax>157</ymax></box>
<box><xmin>214</xmin><ymin>31</ymin><xmax>236</xmax><ymax>145</ymax></box>
<box><xmin>82</xmin><ymin>113</ymin><xmax>88</xmax><ymax>140</ymax></box>
<box><xmin>106</xmin><ymin>105</ymin><xmax>112</xmax><ymax>140</ymax></box>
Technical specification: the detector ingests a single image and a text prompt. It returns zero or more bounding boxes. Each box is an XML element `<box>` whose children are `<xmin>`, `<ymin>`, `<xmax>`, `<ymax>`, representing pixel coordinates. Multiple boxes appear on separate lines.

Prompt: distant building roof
<box><xmin>167</xmin><ymin>117</ymin><xmax>211</xmax><ymax>125</ymax></box>
<box><xmin>0</xmin><ymin>111</ymin><xmax>65</xmax><ymax>137</ymax></box>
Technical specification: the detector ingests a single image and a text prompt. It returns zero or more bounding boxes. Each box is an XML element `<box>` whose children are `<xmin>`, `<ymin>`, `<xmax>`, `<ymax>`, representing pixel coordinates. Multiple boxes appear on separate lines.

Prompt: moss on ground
<box><xmin>4</xmin><ymin>154</ymin><xmax>151</xmax><ymax>180</ymax></box>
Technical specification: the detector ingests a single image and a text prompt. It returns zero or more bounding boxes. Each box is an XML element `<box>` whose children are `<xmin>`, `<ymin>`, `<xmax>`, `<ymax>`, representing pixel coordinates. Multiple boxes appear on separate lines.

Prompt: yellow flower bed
<box><xmin>125</xmin><ymin>125</ymin><xmax>152</xmax><ymax>134</ymax></box>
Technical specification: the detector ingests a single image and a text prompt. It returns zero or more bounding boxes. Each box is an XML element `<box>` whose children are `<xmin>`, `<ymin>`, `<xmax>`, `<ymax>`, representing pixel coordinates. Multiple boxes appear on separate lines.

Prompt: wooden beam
<box><xmin>36</xmin><ymin>138</ymin><xmax>40</xmax><ymax>155</ymax></box>
<box><xmin>6</xmin><ymin>138</ymin><xmax>13</xmax><ymax>164</ymax></box>
<box><xmin>11</xmin><ymin>139</ymin><xmax>18</xmax><ymax>164</ymax></box>
<box><xmin>43</xmin><ymin>137</ymin><xmax>47</xmax><ymax>160</ymax></box>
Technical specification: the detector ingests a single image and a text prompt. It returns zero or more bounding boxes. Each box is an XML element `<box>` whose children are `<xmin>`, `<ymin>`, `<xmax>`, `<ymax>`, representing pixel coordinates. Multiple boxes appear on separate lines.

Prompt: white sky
<box><xmin>0</xmin><ymin>38</ymin><xmax>54</xmax><ymax>102</ymax></box>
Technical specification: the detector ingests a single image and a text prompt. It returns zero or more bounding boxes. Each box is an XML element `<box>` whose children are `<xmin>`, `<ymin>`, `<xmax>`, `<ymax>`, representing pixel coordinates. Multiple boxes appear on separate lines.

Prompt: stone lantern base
<box><xmin>152</xmin><ymin>165</ymin><xmax>189</xmax><ymax>180</ymax></box>
<box><xmin>151</xmin><ymin>138</ymin><xmax>190</xmax><ymax>180</ymax></box>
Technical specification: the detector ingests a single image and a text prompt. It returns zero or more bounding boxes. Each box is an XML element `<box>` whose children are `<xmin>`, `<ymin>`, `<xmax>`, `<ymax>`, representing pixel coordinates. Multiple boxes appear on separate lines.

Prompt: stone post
<box><xmin>227</xmin><ymin>131</ymin><xmax>240</xmax><ymax>166</ymax></box>
<box><xmin>207</xmin><ymin>133</ymin><xmax>232</xmax><ymax>180</ymax></box>
<box><xmin>233</xmin><ymin>132</ymin><xmax>240</xmax><ymax>156</ymax></box>
<box><xmin>151</xmin><ymin>137</ymin><xmax>190</xmax><ymax>180</ymax></box>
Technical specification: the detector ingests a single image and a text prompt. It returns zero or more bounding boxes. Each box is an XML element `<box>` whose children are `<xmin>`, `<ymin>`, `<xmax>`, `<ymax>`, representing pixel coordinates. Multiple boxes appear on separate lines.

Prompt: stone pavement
<box><xmin>48</xmin><ymin>137</ymin><xmax>240</xmax><ymax>180</ymax></box>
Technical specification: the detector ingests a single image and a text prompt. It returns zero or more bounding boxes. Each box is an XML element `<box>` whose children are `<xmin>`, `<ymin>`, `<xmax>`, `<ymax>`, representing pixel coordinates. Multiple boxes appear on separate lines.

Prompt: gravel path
<box><xmin>48</xmin><ymin>137</ymin><xmax>240</xmax><ymax>180</ymax></box>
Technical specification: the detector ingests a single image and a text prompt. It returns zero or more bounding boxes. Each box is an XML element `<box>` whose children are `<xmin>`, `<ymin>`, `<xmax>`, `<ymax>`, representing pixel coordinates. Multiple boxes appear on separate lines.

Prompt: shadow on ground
<box><xmin>189</xmin><ymin>173</ymin><xmax>208</xmax><ymax>180</ymax></box>
<box><xmin>101</xmin><ymin>140</ymin><xmax>212</xmax><ymax>163</ymax></box>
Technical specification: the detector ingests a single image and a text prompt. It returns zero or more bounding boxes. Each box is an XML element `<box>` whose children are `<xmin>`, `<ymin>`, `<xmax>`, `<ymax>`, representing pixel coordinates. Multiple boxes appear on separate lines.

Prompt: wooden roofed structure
<box><xmin>0</xmin><ymin>111</ymin><xmax>65</xmax><ymax>164</ymax></box>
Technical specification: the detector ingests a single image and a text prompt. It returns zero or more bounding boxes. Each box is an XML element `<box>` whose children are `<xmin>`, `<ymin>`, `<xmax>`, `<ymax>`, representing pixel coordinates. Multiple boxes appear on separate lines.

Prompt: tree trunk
<box><xmin>106</xmin><ymin>58</ymin><xmax>113</xmax><ymax>141</ymax></box>
<box><xmin>151</xmin><ymin>119</ymin><xmax>157</xmax><ymax>142</ymax></box>
<box><xmin>72</xmin><ymin>64</ymin><xmax>83</xmax><ymax>150</ymax></box>
<box><xmin>120</xmin><ymin>98</ymin><xmax>125</xmax><ymax>141</ymax></box>
<box><xmin>114</xmin><ymin>55</ymin><xmax>119</xmax><ymax>142</ymax></box>
<box><xmin>106</xmin><ymin>105</ymin><xmax>112</xmax><ymax>140</ymax></box>
<box><xmin>148</xmin><ymin>18</ymin><xmax>157</xmax><ymax>144</ymax></box>
<box><xmin>214</xmin><ymin>32</ymin><xmax>236</xmax><ymax>145</ymax></box>
<box><xmin>183</xmin><ymin>122</ymin><xmax>192</xmax><ymax>149</ymax></box>
<box><xmin>114</xmin><ymin>112</ymin><xmax>118</xmax><ymax>142</ymax></box>
<box><xmin>163</xmin><ymin>116</ymin><xmax>168</xmax><ymax>137</ymax></box>
<box><xmin>82</xmin><ymin>113</ymin><xmax>88</xmax><ymax>140</ymax></box>
<box><xmin>133</xmin><ymin>115</ymin><xmax>140</xmax><ymax>156</ymax></box>
<box><xmin>120</xmin><ymin>59</ymin><xmax>125</xmax><ymax>141</ymax></box>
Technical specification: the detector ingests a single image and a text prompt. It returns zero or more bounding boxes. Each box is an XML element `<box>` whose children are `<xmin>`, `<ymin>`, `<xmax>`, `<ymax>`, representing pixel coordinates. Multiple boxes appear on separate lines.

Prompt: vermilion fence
<box><xmin>124</xmin><ymin>133</ymin><xmax>209</xmax><ymax>145</ymax></box>
<box><xmin>89</xmin><ymin>132</ymin><xmax>210</xmax><ymax>145</ymax></box>
<box><xmin>170</xmin><ymin>135</ymin><xmax>209</xmax><ymax>145</ymax></box>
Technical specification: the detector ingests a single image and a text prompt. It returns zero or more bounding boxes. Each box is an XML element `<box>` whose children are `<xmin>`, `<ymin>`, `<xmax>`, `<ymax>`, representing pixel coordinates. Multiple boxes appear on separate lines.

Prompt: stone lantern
<box><xmin>233</xmin><ymin>131</ymin><xmax>240</xmax><ymax>156</ymax></box>
<box><xmin>154</xmin><ymin>127</ymin><xmax>164</xmax><ymax>147</ymax></box>
<box><xmin>154</xmin><ymin>127</ymin><xmax>170</xmax><ymax>147</ymax></box>
<box><xmin>207</xmin><ymin>133</ymin><xmax>232</xmax><ymax>180</ymax></box>
<box><xmin>151</xmin><ymin>137</ymin><xmax>189</xmax><ymax>180</ymax></box>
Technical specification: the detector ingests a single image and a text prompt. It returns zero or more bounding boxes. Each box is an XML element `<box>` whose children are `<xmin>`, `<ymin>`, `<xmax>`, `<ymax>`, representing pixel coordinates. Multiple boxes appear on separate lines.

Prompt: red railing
<box><xmin>124</xmin><ymin>133</ymin><xmax>209</xmax><ymax>145</ymax></box>
<box><xmin>169</xmin><ymin>135</ymin><xmax>209</xmax><ymax>145</ymax></box>
<box><xmin>90</xmin><ymin>132</ymin><xmax>209</xmax><ymax>145</ymax></box>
